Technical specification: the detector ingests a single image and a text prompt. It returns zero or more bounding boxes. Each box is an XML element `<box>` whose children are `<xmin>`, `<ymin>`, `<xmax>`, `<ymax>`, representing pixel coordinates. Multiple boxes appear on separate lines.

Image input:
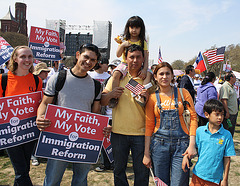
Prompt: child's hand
<box><xmin>183</xmin><ymin>145</ymin><xmax>197</xmax><ymax>159</ymax></box>
<box><xmin>122</xmin><ymin>41</ymin><xmax>131</xmax><ymax>48</ymax></box>
<box><xmin>138</xmin><ymin>69</ymin><xmax>147</xmax><ymax>80</ymax></box>
<box><xmin>182</xmin><ymin>155</ymin><xmax>190</xmax><ymax>172</ymax></box>
<box><xmin>220</xmin><ymin>179</ymin><xmax>228</xmax><ymax>186</ymax></box>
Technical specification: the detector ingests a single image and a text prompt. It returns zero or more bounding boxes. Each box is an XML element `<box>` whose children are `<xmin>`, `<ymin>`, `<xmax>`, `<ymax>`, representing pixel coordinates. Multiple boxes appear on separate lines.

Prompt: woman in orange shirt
<box><xmin>0</xmin><ymin>46</ymin><xmax>42</xmax><ymax>186</ymax></box>
<box><xmin>143</xmin><ymin>62</ymin><xmax>198</xmax><ymax>186</ymax></box>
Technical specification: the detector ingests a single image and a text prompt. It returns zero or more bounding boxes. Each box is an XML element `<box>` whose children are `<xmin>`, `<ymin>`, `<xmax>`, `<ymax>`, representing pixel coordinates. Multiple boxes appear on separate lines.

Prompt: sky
<box><xmin>1</xmin><ymin>0</ymin><xmax>240</xmax><ymax>65</ymax></box>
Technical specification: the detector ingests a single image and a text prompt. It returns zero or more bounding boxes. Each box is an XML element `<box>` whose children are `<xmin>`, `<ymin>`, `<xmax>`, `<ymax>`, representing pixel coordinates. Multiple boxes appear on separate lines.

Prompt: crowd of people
<box><xmin>0</xmin><ymin>15</ymin><xmax>238</xmax><ymax>186</ymax></box>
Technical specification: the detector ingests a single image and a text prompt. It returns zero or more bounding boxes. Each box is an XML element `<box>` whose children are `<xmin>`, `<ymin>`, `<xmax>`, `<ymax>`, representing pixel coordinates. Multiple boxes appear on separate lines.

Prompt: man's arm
<box><xmin>36</xmin><ymin>95</ymin><xmax>54</xmax><ymax>131</ymax></box>
<box><xmin>221</xmin><ymin>99</ymin><xmax>230</xmax><ymax>119</ymax></box>
<box><xmin>91</xmin><ymin>100</ymin><xmax>101</xmax><ymax>114</ymax></box>
<box><xmin>101</xmin><ymin>87</ymin><xmax>124</xmax><ymax>106</ymax></box>
<box><xmin>221</xmin><ymin>157</ymin><xmax>231</xmax><ymax>186</ymax></box>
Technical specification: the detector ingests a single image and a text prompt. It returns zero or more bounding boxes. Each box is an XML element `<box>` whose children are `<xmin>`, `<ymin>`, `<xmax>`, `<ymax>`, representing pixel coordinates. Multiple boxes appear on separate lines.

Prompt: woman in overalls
<box><xmin>143</xmin><ymin>62</ymin><xmax>198</xmax><ymax>186</ymax></box>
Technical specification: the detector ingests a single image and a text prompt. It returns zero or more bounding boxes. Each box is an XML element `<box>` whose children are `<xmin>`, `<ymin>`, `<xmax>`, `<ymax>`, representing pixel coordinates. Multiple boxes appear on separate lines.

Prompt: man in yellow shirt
<box><xmin>101</xmin><ymin>44</ymin><xmax>149</xmax><ymax>186</ymax></box>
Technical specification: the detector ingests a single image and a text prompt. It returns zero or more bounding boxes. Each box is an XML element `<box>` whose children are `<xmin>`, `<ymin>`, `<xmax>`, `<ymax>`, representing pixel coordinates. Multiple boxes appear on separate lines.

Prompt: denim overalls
<box><xmin>151</xmin><ymin>86</ymin><xmax>189</xmax><ymax>186</ymax></box>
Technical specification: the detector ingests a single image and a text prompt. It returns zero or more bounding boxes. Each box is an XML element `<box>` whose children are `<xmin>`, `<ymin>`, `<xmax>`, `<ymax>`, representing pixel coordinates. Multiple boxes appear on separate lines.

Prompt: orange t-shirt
<box><xmin>0</xmin><ymin>71</ymin><xmax>43</xmax><ymax>97</ymax></box>
<box><xmin>145</xmin><ymin>88</ymin><xmax>198</xmax><ymax>136</ymax></box>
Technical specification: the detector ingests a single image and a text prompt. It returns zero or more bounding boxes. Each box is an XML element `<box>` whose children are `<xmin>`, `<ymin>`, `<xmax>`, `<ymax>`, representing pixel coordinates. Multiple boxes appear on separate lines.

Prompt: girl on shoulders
<box><xmin>110</xmin><ymin>16</ymin><xmax>151</xmax><ymax>107</ymax></box>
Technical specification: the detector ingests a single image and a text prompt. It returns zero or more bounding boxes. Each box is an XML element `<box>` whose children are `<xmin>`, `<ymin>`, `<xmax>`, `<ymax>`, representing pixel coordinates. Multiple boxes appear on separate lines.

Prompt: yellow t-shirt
<box><xmin>121</xmin><ymin>40</ymin><xmax>148</xmax><ymax>63</ymax></box>
<box><xmin>105</xmin><ymin>73</ymin><xmax>145</xmax><ymax>135</ymax></box>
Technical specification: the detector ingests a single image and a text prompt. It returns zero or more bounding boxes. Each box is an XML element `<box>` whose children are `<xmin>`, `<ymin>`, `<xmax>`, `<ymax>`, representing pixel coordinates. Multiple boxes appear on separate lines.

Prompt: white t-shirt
<box><xmin>88</xmin><ymin>71</ymin><xmax>110</xmax><ymax>84</ymax></box>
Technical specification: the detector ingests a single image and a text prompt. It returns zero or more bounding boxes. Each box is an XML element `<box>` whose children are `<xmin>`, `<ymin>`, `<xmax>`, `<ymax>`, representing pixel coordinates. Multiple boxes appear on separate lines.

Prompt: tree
<box><xmin>0</xmin><ymin>32</ymin><xmax>28</xmax><ymax>47</ymax></box>
<box><xmin>171</xmin><ymin>60</ymin><xmax>185</xmax><ymax>70</ymax></box>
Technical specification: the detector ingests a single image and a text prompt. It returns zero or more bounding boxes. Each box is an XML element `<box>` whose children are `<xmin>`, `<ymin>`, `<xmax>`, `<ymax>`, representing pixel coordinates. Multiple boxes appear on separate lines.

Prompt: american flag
<box><xmin>125</xmin><ymin>78</ymin><xmax>144</xmax><ymax>95</ymax></box>
<box><xmin>203</xmin><ymin>46</ymin><xmax>225</xmax><ymax>65</ymax></box>
<box><xmin>150</xmin><ymin>168</ymin><xmax>168</xmax><ymax>186</ymax></box>
<box><xmin>158</xmin><ymin>47</ymin><xmax>163</xmax><ymax>63</ymax></box>
<box><xmin>154</xmin><ymin>177</ymin><xmax>168</xmax><ymax>186</ymax></box>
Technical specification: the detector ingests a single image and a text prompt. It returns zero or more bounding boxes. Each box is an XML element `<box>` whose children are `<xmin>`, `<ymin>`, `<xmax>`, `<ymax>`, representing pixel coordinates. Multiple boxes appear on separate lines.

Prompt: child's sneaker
<box><xmin>109</xmin><ymin>98</ymin><xmax>118</xmax><ymax>108</ymax></box>
<box><xmin>32</xmin><ymin>158</ymin><xmax>39</xmax><ymax>166</ymax></box>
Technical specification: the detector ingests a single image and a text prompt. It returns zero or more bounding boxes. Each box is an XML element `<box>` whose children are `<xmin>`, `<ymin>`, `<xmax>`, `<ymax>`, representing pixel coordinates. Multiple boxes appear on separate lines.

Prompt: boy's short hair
<box><xmin>125</xmin><ymin>44</ymin><xmax>144</xmax><ymax>58</ymax></box>
<box><xmin>203</xmin><ymin>99</ymin><xmax>224</xmax><ymax>115</ymax></box>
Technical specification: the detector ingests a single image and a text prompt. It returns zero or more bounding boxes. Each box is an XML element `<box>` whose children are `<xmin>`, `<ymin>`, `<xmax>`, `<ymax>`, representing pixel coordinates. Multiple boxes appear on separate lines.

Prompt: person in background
<box><xmin>150</xmin><ymin>64</ymin><xmax>158</xmax><ymax>74</ymax></box>
<box><xmin>215</xmin><ymin>78</ymin><xmax>224</xmax><ymax>95</ymax></box>
<box><xmin>94</xmin><ymin>59</ymin><xmax>121</xmax><ymax>172</ymax></box>
<box><xmin>33</xmin><ymin>62</ymin><xmax>51</xmax><ymax>88</ymax></box>
<box><xmin>0</xmin><ymin>46</ymin><xmax>43</xmax><ymax>186</ymax></box>
<box><xmin>182</xmin><ymin>99</ymin><xmax>235</xmax><ymax>186</ymax></box>
<box><xmin>234</xmin><ymin>77</ymin><xmax>240</xmax><ymax>111</ymax></box>
<box><xmin>88</xmin><ymin>58</ymin><xmax>110</xmax><ymax>84</ymax></box>
<box><xmin>30</xmin><ymin>62</ymin><xmax>51</xmax><ymax>166</ymax></box>
<box><xmin>108</xmin><ymin>59</ymin><xmax>121</xmax><ymax>75</ymax></box>
<box><xmin>195</xmin><ymin>72</ymin><xmax>217</xmax><ymax>126</ymax></box>
<box><xmin>180</xmin><ymin>65</ymin><xmax>196</xmax><ymax>102</ymax></box>
<box><xmin>143</xmin><ymin>62</ymin><xmax>198</xmax><ymax>186</ymax></box>
<box><xmin>194</xmin><ymin>74</ymin><xmax>201</xmax><ymax>92</ymax></box>
<box><xmin>219</xmin><ymin>71</ymin><xmax>238</xmax><ymax>137</ymax></box>
<box><xmin>176</xmin><ymin>76</ymin><xmax>182</xmax><ymax>88</ymax></box>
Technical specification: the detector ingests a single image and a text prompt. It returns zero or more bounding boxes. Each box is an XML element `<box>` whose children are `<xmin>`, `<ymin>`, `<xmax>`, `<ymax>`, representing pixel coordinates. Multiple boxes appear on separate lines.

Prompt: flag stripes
<box><xmin>203</xmin><ymin>46</ymin><xmax>225</xmax><ymax>65</ymax></box>
<box><xmin>125</xmin><ymin>78</ymin><xmax>144</xmax><ymax>95</ymax></box>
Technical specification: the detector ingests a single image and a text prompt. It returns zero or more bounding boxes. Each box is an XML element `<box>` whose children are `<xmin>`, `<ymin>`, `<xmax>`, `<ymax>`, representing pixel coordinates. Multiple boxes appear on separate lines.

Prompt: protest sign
<box><xmin>0</xmin><ymin>37</ymin><xmax>14</xmax><ymax>66</ymax></box>
<box><xmin>36</xmin><ymin>104</ymin><xmax>109</xmax><ymax>164</ymax></box>
<box><xmin>0</xmin><ymin>91</ymin><xmax>42</xmax><ymax>150</ymax></box>
<box><xmin>29</xmin><ymin>26</ymin><xmax>61</xmax><ymax>61</ymax></box>
<box><xmin>103</xmin><ymin>135</ymin><xmax>114</xmax><ymax>163</ymax></box>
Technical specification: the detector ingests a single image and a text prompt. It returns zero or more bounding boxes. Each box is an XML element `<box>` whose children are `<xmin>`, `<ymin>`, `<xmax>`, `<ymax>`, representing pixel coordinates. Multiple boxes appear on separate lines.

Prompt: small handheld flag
<box><xmin>150</xmin><ymin>168</ymin><xmax>168</xmax><ymax>186</ymax></box>
<box><xmin>125</xmin><ymin>78</ymin><xmax>144</xmax><ymax>95</ymax></box>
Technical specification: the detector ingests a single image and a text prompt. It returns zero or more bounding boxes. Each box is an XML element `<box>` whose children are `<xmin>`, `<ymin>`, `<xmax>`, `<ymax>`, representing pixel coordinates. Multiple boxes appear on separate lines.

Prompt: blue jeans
<box><xmin>43</xmin><ymin>159</ymin><xmax>90</xmax><ymax>186</ymax></box>
<box><xmin>6</xmin><ymin>140</ymin><xmax>36</xmax><ymax>186</ymax></box>
<box><xmin>111</xmin><ymin>132</ymin><xmax>149</xmax><ymax>186</ymax></box>
<box><xmin>151</xmin><ymin>137</ymin><xmax>189</xmax><ymax>186</ymax></box>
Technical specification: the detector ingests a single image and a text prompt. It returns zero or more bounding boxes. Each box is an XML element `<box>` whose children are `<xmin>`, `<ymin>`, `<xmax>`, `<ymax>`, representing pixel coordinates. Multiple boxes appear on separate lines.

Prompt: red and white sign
<box><xmin>29</xmin><ymin>26</ymin><xmax>61</xmax><ymax>60</ymax></box>
<box><xmin>36</xmin><ymin>104</ymin><xmax>109</xmax><ymax>163</ymax></box>
<box><xmin>0</xmin><ymin>92</ymin><xmax>42</xmax><ymax>149</ymax></box>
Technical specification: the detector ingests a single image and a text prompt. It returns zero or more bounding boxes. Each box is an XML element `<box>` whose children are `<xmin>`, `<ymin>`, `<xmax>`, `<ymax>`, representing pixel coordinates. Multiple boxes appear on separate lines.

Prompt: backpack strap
<box><xmin>93</xmin><ymin>79</ymin><xmax>101</xmax><ymax>100</ymax></box>
<box><xmin>53</xmin><ymin>70</ymin><xmax>67</xmax><ymax>104</ymax></box>
<box><xmin>1</xmin><ymin>73</ymin><xmax>8</xmax><ymax>97</ymax></box>
<box><xmin>33</xmin><ymin>74</ymin><xmax>39</xmax><ymax>91</ymax></box>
